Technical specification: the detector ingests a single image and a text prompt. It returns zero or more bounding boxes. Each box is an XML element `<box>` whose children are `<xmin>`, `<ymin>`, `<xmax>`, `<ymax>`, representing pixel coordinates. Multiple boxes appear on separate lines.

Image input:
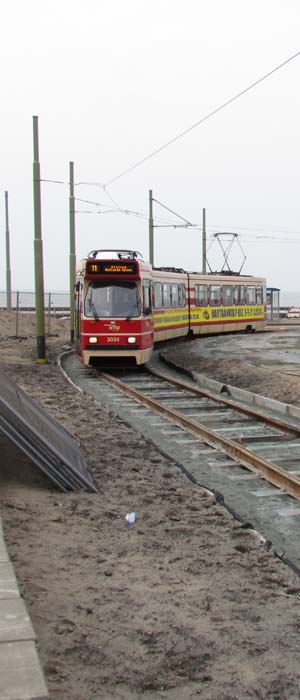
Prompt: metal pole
<box><xmin>149</xmin><ymin>189</ymin><xmax>154</xmax><ymax>266</ymax></box>
<box><xmin>15</xmin><ymin>291</ymin><xmax>19</xmax><ymax>338</ymax></box>
<box><xmin>69</xmin><ymin>161</ymin><xmax>76</xmax><ymax>343</ymax></box>
<box><xmin>5</xmin><ymin>191</ymin><xmax>12</xmax><ymax>310</ymax></box>
<box><xmin>271</xmin><ymin>292</ymin><xmax>274</xmax><ymax>321</ymax></box>
<box><xmin>32</xmin><ymin>115</ymin><xmax>46</xmax><ymax>362</ymax></box>
<box><xmin>202</xmin><ymin>207</ymin><xmax>206</xmax><ymax>274</ymax></box>
<box><xmin>48</xmin><ymin>292</ymin><xmax>51</xmax><ymax>335</ymax></box>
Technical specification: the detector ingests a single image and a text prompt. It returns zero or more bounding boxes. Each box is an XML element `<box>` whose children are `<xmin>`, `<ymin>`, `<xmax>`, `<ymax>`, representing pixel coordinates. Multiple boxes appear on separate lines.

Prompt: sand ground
<box><xmin>1</xmin><ymin>313</ymin><xmax>300</xmax><ymax>700</ymax></box>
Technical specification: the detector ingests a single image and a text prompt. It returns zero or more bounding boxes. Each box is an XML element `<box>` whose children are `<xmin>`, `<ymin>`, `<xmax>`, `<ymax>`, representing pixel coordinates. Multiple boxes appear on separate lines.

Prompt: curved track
<box><xmin>99</xmin><ymin>366</ymin><xmax>300</xmax><ymax>500</ymax></box>
<box><xmin>61</xmin><ymin>351</ymin><xmax>300</xmax><ymax>571</ymax></box>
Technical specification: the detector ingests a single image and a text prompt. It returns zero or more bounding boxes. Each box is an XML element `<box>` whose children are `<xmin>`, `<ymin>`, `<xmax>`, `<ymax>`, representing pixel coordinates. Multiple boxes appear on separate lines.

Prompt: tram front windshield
<box><xmin>85</xmin><ymin>281</ymin><xmax>141</xmax><ymax>318</ymax></box>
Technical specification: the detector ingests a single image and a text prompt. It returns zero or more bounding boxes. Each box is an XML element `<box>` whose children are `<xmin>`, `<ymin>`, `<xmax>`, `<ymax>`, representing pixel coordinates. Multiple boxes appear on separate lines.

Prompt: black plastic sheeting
<box><xmin>0</xmin><ymin>368</ymin><xmax>97</xmax><ymax>492</ymax></box>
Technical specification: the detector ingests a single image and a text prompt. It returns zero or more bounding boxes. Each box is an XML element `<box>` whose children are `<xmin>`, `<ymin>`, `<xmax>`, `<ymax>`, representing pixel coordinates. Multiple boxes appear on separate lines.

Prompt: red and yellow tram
<box><xmin>75</xmin><ymin>249</ymin><xmax>266</xmax><ymax>366</ymax></box>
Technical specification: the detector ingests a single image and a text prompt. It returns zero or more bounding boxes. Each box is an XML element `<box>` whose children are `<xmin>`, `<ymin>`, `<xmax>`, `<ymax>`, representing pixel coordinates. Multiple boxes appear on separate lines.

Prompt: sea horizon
<box><xmin>279</xmin><ymin>291</ymin><xmax>300</xmax><ymax>307</ymax></box>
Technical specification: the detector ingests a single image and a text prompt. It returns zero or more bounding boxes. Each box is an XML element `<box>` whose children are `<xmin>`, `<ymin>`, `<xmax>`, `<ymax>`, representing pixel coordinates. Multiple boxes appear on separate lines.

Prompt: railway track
<box><xmin>62</xmin><ymin>352</ymin><xmax>300</xmax><ymax>570</ymax></box>
<box><xmin>98</xmin><ymin>366</ymin><xmax>300</xmax><ymax>500</ymax></box>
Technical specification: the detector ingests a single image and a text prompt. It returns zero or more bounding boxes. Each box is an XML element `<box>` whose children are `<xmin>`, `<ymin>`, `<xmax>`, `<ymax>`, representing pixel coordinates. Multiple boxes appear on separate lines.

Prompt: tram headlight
<box><xmin>128</xmin><ymin>336</ymin><xmax>136</xmax><ymax>344</ymax></box>
<box><xmin>89</xmin><ymin>336</ymin><xmax>98</xmax><ymax>343</ymax></box>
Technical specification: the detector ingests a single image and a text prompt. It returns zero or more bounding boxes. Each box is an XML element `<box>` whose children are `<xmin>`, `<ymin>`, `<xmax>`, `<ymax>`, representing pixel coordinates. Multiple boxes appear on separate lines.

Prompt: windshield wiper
<box><xmin>126</xmin><ymin>303</ymin><xmax>140</xmax><ymax>321</ymax></box>
<box><xmin>88</xmin><ymin>297</ymin><xmax>99</xmax><ymax>321</ymax></box>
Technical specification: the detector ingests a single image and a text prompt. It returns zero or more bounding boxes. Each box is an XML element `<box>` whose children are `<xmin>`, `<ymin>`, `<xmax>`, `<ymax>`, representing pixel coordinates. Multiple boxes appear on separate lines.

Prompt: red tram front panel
<box><xmin>78</xmin><ymin>257</ymin><xmax>154</xmax><ymax>365</ymax></box>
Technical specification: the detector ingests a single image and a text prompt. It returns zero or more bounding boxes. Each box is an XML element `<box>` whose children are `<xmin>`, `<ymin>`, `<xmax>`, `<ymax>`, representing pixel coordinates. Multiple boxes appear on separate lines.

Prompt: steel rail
<box><xmin>148</xmin><ymin>367</ymin><xmax>300</xmax><ymax>437</ymax></box>
<box><xmin>100</xmin><ymin>371</ymin><xmax>300</xmax><ymax>501</ymax></box>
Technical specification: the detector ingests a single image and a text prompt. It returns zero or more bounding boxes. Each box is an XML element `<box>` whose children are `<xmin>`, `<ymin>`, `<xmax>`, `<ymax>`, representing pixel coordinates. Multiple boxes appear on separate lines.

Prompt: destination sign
<box><xmin>86</xmin><ymin>261</ymin><xmax>138</xmax><ymax>275</ymax></box>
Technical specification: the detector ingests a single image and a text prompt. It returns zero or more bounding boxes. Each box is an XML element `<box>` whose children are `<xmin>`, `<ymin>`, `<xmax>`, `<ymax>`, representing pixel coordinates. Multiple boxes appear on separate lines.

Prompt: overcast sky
<box><xmin>1</xmin><ymin>0</ymin><xmax>300</xmax><ymax>293</ymax></box>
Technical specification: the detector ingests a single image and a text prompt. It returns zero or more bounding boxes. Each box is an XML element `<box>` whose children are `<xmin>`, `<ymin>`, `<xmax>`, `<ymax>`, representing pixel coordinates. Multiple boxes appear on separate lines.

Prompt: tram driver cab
<box><xmin>76</xmin><ymin>249</ymin><xmax>154</xmax><ymax>365</ymax></box>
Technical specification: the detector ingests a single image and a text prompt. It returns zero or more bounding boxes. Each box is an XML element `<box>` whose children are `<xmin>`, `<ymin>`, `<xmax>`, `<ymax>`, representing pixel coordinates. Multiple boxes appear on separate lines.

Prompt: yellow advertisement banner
<box><xmin>191</xmin><ymin>305</ymin><xmax>265</xmax><ymax>323</ymax></box>
<box><xmin>153</xmin><ymin>305</ymin><xmax>265</xmax><ymax>329</ymax></box>
<box><xmin>153</xmin><ymin>310</ymin><xmax>189</xmax><ymax>329</ymax></box>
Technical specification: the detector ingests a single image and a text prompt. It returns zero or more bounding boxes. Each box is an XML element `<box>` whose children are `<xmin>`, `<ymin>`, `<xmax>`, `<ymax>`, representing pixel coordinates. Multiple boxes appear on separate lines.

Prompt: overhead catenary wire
<box><xmin>102</xmin><ymin>185</ymin><xmax>123</xmax><ymax>211</ymax></box>
<box><xmin>75</xmin><ymin>197</ymin><xmax>108</xmax><ymax>207</ymax></box>
<box><xmin>38</xmin><ymin>178</ymin><xmax>300</xmax><ymax>236</ymax></box>
<box><xmin>38</xmin><ymin>164</ymin><xmax>300</xmax><ymax>239</ymax></box>
<box><xmin>41</xmin><ymin>175</ymin><xmax>300</xmax><ymax>237</ymax></box>
<box><xmin>206</xmin><ymin>223</ymin><xmax>300</xmax><ymax>235</ymax></box>
<box><xmin>74</xmin><ymin>197</ymin><xmax>300</xmax><ymax>238</ymax></box>
<box><xmin>75</xmin><ymin>209</ymin><xmax>119</xmax><ymax>215</ymax></box>
<box><xmin>74</xmin><ymin>195</ymin><xmax>191</xmax><ymax>225</ymax></box>
<box><xmin>39</xmin><ymin>178</ymin><xmax>300</xmax><ymax>240</ymax></box>
<box><xmin>104</xmin><ymin>49</ymin><xmax>300</xmax><ymax>187</ymax></box>
<box><xmin>152</xmin><ymin>197</ymin><xmax>193</xmax><ymax>226</ymax></box>
<box><xmin>39</xmin><ymin>178</ymin><xmax>66</xmax><ymax>185</ymax></box>
<box><xmin>34</xmin><ymin>49</ymin><xmax>300</xmax><ymax>244</ymax></box>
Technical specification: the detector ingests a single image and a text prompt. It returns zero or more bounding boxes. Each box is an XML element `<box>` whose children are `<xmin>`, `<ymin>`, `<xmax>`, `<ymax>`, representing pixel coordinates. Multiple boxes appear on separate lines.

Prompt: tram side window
<box><xmin>163</xmin><ymin>283</ymin><xmax>171</xmax><ymax>308</ymax></box>
<box><xmin>195</xmin><ymin>284</ymin><xmax>208</xmax><ymax>307</ymax></box>
<box><xmin>142</xmin><ymin>279</ymin><xmax>152</xmax><ymax>312</ymax></box>
<box><xmin>256</xmin><ymin>286</ymin><xmax>263</xmax><ymax>304</ymax></box>
<box><xmin>171</xmin><ymin>284</ymin><xmax>178</xmax><ymax>307</ymax></box>
<box><xmin>233</xmin><ymin>285</ymin><xmax>245</xmax><ymax>304</ymax></box>
<box><xmin>233</xmin><ymin>285</ymin><xmax>239</xmax><ymax>304</ymax></box>
<box><xmin>223</xmin><ymin>285</ymin><xmax>233</xmax><ymax>305</ymax></box>
<box><xmin>178</xmin><ymin>284</ymin><xmax>186</xmax><ymax>307</ymax></box>
<box><xmin>246</xmin><ymin>285</ymin><xmax>256</xmax><ymax>304</ymax></box>
<box><xmin>154</xmin><ymin>282</ymin><xmax>162</xmax><ymax>308</ymax></box>
<box><xmin>209</xmin><ymin>285</ymin><xmax>221</xmax><ymax>306</ymax></box>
